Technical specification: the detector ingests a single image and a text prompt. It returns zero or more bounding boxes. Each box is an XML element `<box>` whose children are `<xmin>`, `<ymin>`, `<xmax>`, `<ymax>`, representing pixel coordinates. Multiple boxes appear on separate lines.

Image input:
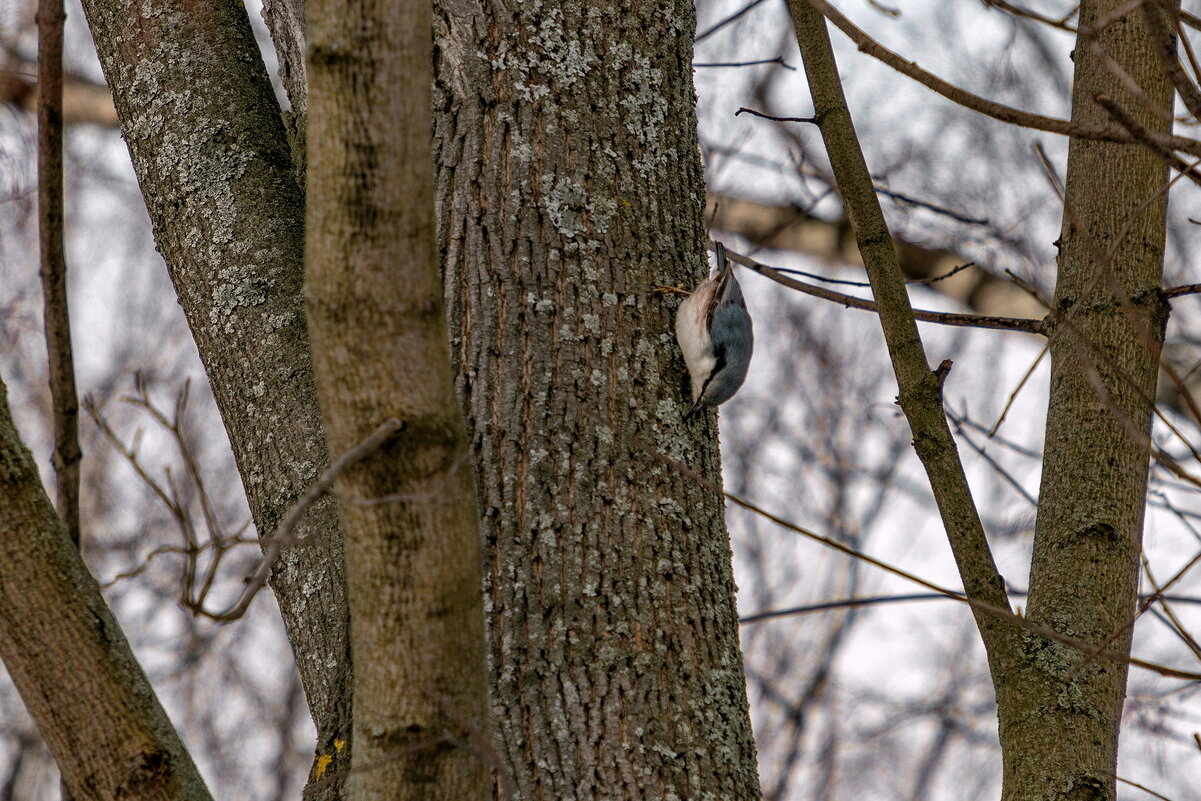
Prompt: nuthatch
<box><xmin>674</xmin><ymin>242</ymin><xmax>754</xmax><ymax>417</ymax></box>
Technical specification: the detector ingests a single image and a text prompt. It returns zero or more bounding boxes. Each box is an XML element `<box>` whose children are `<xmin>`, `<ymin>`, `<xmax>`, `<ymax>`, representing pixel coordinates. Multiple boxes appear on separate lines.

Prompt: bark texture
<box><xmin>1007</xmin><ymin>4</ymin><xmax>1174</xmax><ymax>799</ymax></box>
<box><xmin>77</xmin><ymin>1</ymin><xmax>353</xmax><ymax>793</ymax></box>
<box><xmin>305</xmin><ymin>0</ymin><xmax>490</xmax><ymax>799</ymax></box>
<box><xmin>434</xmin><ymin>3</ymin><xmax>761</xmax><ymax>798</ymax></box>
<box><xmin>261</xmin><ymin>0</ymin><xmax>308</xmax><ymax>180</ymax></box>
<box><xmin>0</xmin><ymin>376</ymin><xmax>212</xmax><ymax>801</ymax></box>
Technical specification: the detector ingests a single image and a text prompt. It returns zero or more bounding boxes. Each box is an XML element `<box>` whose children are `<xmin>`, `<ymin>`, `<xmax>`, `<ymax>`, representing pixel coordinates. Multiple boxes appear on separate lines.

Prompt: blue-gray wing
<box><xmin>701</xmin><ymin>300</ymin><xmax>753</xmax><ymax>407</ymax></box>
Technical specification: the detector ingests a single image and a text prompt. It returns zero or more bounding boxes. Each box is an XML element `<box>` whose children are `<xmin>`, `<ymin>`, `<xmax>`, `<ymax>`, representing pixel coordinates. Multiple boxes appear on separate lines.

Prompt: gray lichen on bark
<box><xmin>434</xmin><ymin>2</ymin><xmax>760</xmax><ymax>798</ymax></box>
<box><xmin>78</xmin><ymin>0</ymin><xmax>353</xmax><ymax>793</ymax></box>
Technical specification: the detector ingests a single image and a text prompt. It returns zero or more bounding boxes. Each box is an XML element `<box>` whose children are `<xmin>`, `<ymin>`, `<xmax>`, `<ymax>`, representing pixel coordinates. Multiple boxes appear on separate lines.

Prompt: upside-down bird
<box><xmin>674</xmin><ymin>241</ymin><xmax>754</xmax><ymax>417</ymax></box>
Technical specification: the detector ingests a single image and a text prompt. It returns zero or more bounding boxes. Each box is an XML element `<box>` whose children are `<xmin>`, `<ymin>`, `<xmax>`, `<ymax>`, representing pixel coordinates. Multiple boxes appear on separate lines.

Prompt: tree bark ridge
<box><xmin>434</xmin><ymin>2</ymin><xmax>761</xmax><ymax>798</ymax></box>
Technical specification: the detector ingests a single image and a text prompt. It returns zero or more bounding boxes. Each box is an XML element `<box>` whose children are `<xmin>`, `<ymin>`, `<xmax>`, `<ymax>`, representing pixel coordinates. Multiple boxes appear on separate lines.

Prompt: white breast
<box><xmin>675</xmin><ymin>284</ymin><xmax>717</xmax><ymax>401</ymax></box>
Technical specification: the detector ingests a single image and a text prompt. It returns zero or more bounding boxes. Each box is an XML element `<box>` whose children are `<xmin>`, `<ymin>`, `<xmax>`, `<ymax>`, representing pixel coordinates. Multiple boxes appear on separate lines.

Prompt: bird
<box><xmin>673</xmin><ymin>241</ymin><xmax>754</xmax><ymax>417</ymax></box>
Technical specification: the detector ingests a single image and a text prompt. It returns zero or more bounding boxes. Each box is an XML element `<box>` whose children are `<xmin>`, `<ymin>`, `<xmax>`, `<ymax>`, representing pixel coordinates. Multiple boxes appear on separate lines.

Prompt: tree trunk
<box><xmin>0</xmin><ymin>376</ymin><xmax>212</xmax><ymax>801</ymax></box>
<box><xmin>1001</xmin><ymin>3</ymin><xmax>1174</xmax><ymax>799</ymax></box>
<box><xmin>77</xmin><ymin>1</ymin><xmax>353</xmax><ymax>795</ymax></box>
<box><xmin>433</xmin><ymin>3</ymin><xmax>761</xmax><ymax>798</ymax></box>
<box><xmin>305</xmin><ymin>0</ymin><xmax>491</xmax><ymax>799</ymax></box>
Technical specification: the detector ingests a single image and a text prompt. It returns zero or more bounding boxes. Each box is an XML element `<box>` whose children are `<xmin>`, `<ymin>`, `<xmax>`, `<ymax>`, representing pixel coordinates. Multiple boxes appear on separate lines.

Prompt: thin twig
<box><xmin>99</xmin><ymin>531</ymin><xmax>257</xmax><ymax>589</ymax></box>
<box><xmin>985</xmin><ymin>0</ymin><xmax>1078</xmax><ymax>32</ymax></box>
<box><xmin>200</xmin><ymin>418</ymin><xmax>404</xmax><ymax>622</ymax></box>
<box><xmin>947</xmin><ymin>409</ymin><xmax>1038</xmax><ymax>506</ymax></box>
<box><xmin>770</xmin><ymin>261</ymin><xmax>976</xmax><ymax>288</ymax></box>
<box><xmin>695</xmin><ymin>57</ymin><xmax>796</xmax><ymax>71</ymax></box>
<box><xmin>1093</xmin><ymin>93</ymin><xmax>1201</xmax><ymax>187</ymax></box>
<box><xmin>1115</xmin><ymin>774</ymin><xmax>1180</xmax><ymax>801</ymax></box>
<box><xmin>806</xmin><ymin>0</ymin><xmax>1201</xmax><ymax>158</ymax></box>
<box><xmin>1143</xmin><ymin>558</ymin><xmax>1201</xmax><ymax>660</ymax></box>
<box><xmin>431</xmin><ymin>691</ymin><xmax>516</xmax><ymax>801</ymax></box>
<box><xmin>989</xmin><ymin>341</ymin><xmax>1049</xmax><ymax>436</ymax></box>
<box><xmin>85</xmin><ymin>380</ymin><xmax>259</xmax><ymax>610</ymax></box>
<box><xmin>735</xmin><ymin>106</ymin><xmax>817</xmax><ymax>124</ymax></box>
<box><xmin>741</xmin><ymin>589</ymin><xmax>1201</xmax><ymax>625</ymax></box>
<box><xmin>741</xmin><ymin>593</ymin><xmax>955</xmax><ymax>624</ymax></box>
<box><xmin>632</xmin><ymin>435</ymin><xmax>1201</xmax><ymax>681</ymax></box>
<box><xmin>724</xmin><ymin>246</ymin><xmax>1045</xmax><ymax>334</ymax></box>
<box><xmin>879</xmin><ymin>185</ymin><xmax>992</xmax><ymax>224</ymax></box>
<box><xmin>694</xmin><ymin>0</ymin><xmax>770</xmax><ymax>43</ymax></box>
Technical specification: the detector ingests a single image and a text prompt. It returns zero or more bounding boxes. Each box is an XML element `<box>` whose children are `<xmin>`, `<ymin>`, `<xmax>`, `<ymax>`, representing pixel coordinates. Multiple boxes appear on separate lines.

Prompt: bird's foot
<box><xmin>653</xmin><ymin>284</ymin><xmax>690</xmax><ymax>296</ymax></box>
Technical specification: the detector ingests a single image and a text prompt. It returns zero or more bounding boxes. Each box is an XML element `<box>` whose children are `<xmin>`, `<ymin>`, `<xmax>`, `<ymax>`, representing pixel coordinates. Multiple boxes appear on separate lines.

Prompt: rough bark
<box><xmin>77</xmin><ymin>1</ymin><xmax>353</xmax><ymax>794</ymax></box>
<box><xmin>1006</xmin><ymin>4</ymin><xmax>1174</xmax><ymax>799</ymax></box>
<box><xmin>0</xmin><ymin>375</ymin><xmax>212</xmax><ymax>801</ymax></box>
<box><xmin>434</xmin><ymin>3</ymin><xmax>761</xmax><ymax>799</ymax></box>
<box><xmin>305</xmin><ymin>0</ymin><xmax>491</xmax><ymax>799</ymax></box>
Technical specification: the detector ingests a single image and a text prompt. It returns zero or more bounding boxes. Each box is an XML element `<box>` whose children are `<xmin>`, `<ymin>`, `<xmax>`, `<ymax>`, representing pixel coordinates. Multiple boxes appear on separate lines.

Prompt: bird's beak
<box><xmin>713</xmin><ymin>241</ymin><xmax>733</xmax><ymax>293</ymax></box>
<box><xmin>685</xmin><ymin>400</ymin><xmax>704</xmax><ymax>420</ymax></box>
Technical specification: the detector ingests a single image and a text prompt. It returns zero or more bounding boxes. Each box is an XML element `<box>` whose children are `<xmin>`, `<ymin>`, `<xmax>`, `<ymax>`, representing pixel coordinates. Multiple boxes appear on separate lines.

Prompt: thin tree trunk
<box><xmin>77</xmin><ymin>2</ymin><xmax>353</xmax><ymax>795</ymax></box>
<box><xmin>434</xmin><ymin>3</ymin><xmax>761</xmax><ymax>798</ymax></box>
<box><xmin>0</xmin><ymin>376</ymin><xmax>212</xmax><ymax>801</ymax></box>
<box><xmin>305</xmin><ymin>0</ymin><xmax>491</xmax><ymax>798</ymax></box>
<box><xmin>36</xmin><ymin>0</ymin><xmax>81</xmax><ymax>551</ymax></box>
<box><xmin>1004</xmin><ymin>3</ymin><xmax>1174</xmax><ymax>798</ymax></box>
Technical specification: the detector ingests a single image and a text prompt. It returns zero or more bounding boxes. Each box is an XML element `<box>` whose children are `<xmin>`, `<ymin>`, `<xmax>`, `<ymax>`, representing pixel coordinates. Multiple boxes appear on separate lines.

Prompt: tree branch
<box><xmin>201</xmin><ymin>419</ymin><xmax>403</xmax><ymax>623</ymax></box>
<box><xmin>788</xmin><ymin>0</ymin><xmax>1020</xmax><ymax>674</ymax></box>
<box><xmin>725</xmin><ymin>245</ymin><xmax>1046</xmax><ymax>334</ymax></box>
<box><xmin>37</xmin><ymin>0</ymin><xmax>81</xmax><ymax>550</ymax></box>
<box><xmin>806</xmin><ymin>0</ymin><xmax>1201</xmax><ymax>158</ymax></box>
<box><xmin>0</xmin><ymin>375</ymin><xmax>213</xmax><ymax>800</ymax></box>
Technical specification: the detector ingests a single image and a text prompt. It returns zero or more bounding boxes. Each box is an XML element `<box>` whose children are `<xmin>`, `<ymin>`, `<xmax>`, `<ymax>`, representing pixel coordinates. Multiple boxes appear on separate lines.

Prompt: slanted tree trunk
<box><xmin>788</xmin><ymin>1</ymin><xmax>1174</xmax><ymax>797</ymax></box>
<box><xmin>0</xmin><ymin>377</ymin><xmax>212</xmax><ymax>801</ymax></box>
<box><xmin>1002</xmin><ymin>3</ymin><xmax>1174</xmax><ymax>798</ymax></box>
<box><xmin>305</xmin><ymin>0</ymin><xmax>491</xmax><ymax>799</ymax></box>
<box><xmin>433</xmin><ymin>3</ymin><xmax>761</xmax><ymax>798</ymax></box>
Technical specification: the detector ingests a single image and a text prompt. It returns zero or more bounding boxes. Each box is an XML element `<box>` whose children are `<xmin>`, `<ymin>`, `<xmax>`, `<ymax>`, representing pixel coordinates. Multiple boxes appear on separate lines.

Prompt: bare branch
<box><xmin>735</xmin><ymin>106</ymin><xmax>816</xmax><ymax>123</ymax></box>
<box><xmin>37</xmin><ymin>0</ymin><xmax>80</xmax><ymax>550</ymax></box>
<box><xmin>694</xmin><ymin>0</ymin><xmax>771</xmax><ymax>43</ymax></box>
<box><xmin>633</xmin><ymin>434</ymin><xmax>1201</xmax><ymax>682</ymax></box>
<box><xmin>724</xmin><ymin>245</ymin><xmax>1046</xmax><ymax>334</ymax></box>
<box><xmin>1093</xmin><ymin>93</ymin><xmax>1201</xmax><ymax>187</ymax></box>
<box><xmin>695</xmin><ymin>57</ymin><xmax>796</xmax><ymax>71</ymax></box>
<box><xmin>789</xmin><ymin>0</ymin><xmax>1022</xmax><ymax>684</ymax></box>
<box><xmin>1139</xmin><ymin>0</ymin><xmax>1201</xmax><ymax>120</ymax></box>
<box><xmin>199</xmin><ymin>418</ymin><xmax>404</xmax><ymax>623</ymax></box>
<box><xmin>806</xmin><ymin>0</ymin><xmax>1201</xmax><ymax>158</ymax></box>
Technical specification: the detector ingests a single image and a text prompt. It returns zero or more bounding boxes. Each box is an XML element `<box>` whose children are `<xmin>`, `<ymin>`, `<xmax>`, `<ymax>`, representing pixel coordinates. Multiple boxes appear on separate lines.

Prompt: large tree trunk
<box><xmin>0</xmin><ymin>376</ymin><xmax>212</xmax><ymax>801</ymax></box>
<box><xmin>305</xmin><ymin>0</ymin><xmax>491</xmax><ymax>798</ymax></box>
<box><xmin>433</xmin><ymin>3</ymin><xmax>761</xmax><ymax>798</ymax></box>
<box><xmin>1001</xmin><ymin>3</ymin><xmax>1173</xmax><ymax>798</ymax></box>
<box><xmin>77</xmin><ymin>1</ymin><xmax>353</xmax><ymax>795</ymax></box>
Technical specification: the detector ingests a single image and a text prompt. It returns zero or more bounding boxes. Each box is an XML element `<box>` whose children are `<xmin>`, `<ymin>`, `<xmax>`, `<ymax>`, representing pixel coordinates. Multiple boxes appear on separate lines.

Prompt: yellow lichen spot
<box><xmin>315</xmin><ymin>753</ymin><xmax>333</xmax><ymax>780</ymax></box>
<box><xmin>334</xmin><ymin>739</ymin><xmax>346</xmax><ymax>752</ymax></box>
